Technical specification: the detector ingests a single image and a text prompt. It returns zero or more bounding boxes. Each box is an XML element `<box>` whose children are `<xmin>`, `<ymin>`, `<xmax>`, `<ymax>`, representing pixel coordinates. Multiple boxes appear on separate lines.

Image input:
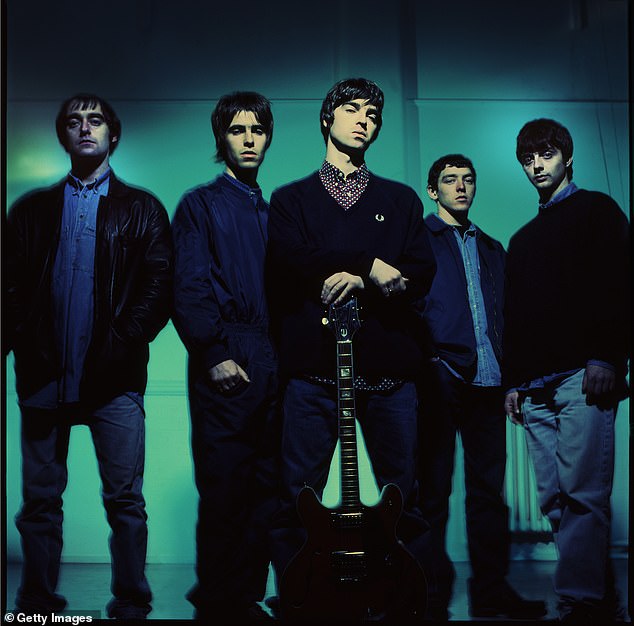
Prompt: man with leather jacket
<box><xmin>5</xmin><ymin>93</ymin><xmax>173</xmax><ymax>619</ymax></box>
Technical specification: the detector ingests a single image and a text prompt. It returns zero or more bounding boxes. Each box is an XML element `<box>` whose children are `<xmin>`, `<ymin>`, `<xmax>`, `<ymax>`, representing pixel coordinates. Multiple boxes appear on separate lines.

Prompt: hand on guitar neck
<box><xmin>321</xmin><ymin>258</ymin><xmax>408</xmax><ymax>307</ymax></box>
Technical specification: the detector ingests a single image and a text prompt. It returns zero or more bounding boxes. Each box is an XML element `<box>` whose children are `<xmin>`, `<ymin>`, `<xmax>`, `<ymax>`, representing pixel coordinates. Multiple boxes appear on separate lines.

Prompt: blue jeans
<box><xmin>522</xmin><ymin>369</ymin><xmax>616</xmax><ymax>614</ymax></box>
<box><xmin>15</xmin><ymin>394</ymin><xmax>152</xmax><ymax>618</ymax></box>
<box><xmin>270</xmin><ymin>378</ymin><xmax>429</xmax><ymax>581</ymax></box>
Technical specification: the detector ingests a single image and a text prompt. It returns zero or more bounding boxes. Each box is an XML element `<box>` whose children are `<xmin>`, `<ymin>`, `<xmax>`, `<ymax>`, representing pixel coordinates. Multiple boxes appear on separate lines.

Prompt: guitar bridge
<box><xmin>331</xmin><ymin>550</ymin><xmax>367</xmax><ymax>583</ymax></box>
<box><xmin>331</xmin><ymin>511</ymin><xmax>363</xmax><ymax>529</ymax></box>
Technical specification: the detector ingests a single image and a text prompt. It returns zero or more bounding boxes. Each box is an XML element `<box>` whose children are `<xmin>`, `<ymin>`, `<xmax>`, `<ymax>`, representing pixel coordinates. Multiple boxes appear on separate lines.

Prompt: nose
<box><xmin>244</xmin><ymin>129</ymin><xmax>254</xmax><ymax>146</ymax></box>
<box><xmin>456</xmin><ymin>178</ymin><xmax>466</xmax><ymax>191</ymax></box>
<box><xmin>80</xmin><ymin>118</ymin><xmax>91</xmax><ymax>134</ymax></box>
<box><xmin>532</xmin><ymin>153</ymin><xmax>544</xmax><ymax>172</ymax></box>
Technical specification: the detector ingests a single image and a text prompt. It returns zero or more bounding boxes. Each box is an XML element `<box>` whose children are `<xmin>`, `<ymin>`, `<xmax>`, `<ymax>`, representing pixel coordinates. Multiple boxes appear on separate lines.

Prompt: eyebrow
<box><xmin>227</xmin><ymin>123</ymin><xmax>265</xmax><ymax>130</ymax></box>
<box><xmin>67</xmin><ymin>112</ymin><xmax>105</xmax><ymax>120</ymax></box>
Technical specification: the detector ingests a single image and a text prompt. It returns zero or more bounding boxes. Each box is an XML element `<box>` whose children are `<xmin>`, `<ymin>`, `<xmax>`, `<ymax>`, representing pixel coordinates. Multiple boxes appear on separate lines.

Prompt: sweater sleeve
<box><xmin>171</xmin><ymin>191</ymin><xmax>230</xmax><ymax>370</ymax></box>
<box><xmin>585</xmin><ymin>195</ymin><xmax>630</xmax><ymax>373</ymax></box>
<box><xmin>391</xmin><ymin>190</ymin><xmax>437</xmax><ymax>302</ymax></box>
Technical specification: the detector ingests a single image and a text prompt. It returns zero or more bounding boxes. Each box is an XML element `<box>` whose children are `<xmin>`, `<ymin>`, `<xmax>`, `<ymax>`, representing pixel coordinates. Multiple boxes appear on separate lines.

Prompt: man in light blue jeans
<box><xmin>503</xmin><ymin>118</ymin><xmax>629</xmax><ymax>622</ymax></box>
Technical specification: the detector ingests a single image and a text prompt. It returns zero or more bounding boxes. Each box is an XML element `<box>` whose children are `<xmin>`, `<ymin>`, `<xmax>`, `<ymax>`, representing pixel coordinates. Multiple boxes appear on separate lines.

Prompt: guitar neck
<box><xmin>336</xmin><ymin>339</ymin><xmax>361</xmax><ymax>510</ymax></box>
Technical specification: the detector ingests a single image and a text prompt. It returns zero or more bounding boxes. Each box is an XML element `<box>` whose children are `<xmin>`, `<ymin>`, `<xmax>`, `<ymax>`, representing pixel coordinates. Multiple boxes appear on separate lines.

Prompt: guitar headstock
<box><xmin>322</xmin><ymin>296</ymin><xmax>361</xmax><ymax>341</ymax></box>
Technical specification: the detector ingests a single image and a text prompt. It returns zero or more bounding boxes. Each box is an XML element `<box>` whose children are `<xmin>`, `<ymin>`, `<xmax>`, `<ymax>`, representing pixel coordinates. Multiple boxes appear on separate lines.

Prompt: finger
<box><xmin>334</xmin><ymin>283</ymin><xmax>352</xmax><ymax>305</ymax></box>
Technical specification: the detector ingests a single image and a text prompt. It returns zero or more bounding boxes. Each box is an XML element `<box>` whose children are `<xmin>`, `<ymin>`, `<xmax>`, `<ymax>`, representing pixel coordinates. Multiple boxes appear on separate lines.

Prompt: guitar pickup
<box><xmin>331</xmin><ymin>511</ymin><xmax>364</xmax><ymax>529</ymax></box>
<box><xmin>331</xmin><ymin>550</ymin><xmax>367</xmax><ymax>583</ymax></box>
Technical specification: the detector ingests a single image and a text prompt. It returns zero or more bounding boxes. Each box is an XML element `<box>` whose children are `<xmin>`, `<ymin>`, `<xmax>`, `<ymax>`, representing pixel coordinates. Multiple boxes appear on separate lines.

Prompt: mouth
<box><xmin>534</xmin><ymin>175</ymin><xmax>549</xmax><ymax>183</ymax></box>
<box><xmin>241</xmin><ymin>151</ymin><xmax>258</xmax><ymax>157</ymax></box>
<box><xmin>456</xmin><ymin>196</ymin><xmax>468</xmax><ymax>202</ymax></box>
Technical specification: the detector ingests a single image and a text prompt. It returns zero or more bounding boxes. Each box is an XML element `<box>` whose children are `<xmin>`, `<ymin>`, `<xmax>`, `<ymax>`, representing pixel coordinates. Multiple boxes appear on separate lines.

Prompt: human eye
<box><xmin>66</xmin><ymin>117</ymin><xmax>80</xmax><ymax>128</ymax></box>
<box><xmin>228</xmin><ymin>126</ymin><xmax>244</xmax><ymax>135</ymax></box>
<box><xmin>252</xmin><ymin>126</ymin><xmax>265</xmax><ymax>135</ymax></box>
<box><xmin>442</xmin><ymin>176</ymin><xmax>456</xmax><ymax>185</ymax></box>
<box><xmin>521</xmin><ymin>154</ymin><xmax>534</xmax><ymax>166</ymax></box>
<box><xmin>89</xmin><ymin>116</ymin><xmax>104</xmax><ymax>127</ymax></box>
<box><xmin>541</xmin><ymin>149</ymin><xmax>554</xmax><ymax>159</ymax></box>
<box><xmin>464</xmin><ymin>176</ymin><xmax>474</xmax><ymax>185</ymax></box>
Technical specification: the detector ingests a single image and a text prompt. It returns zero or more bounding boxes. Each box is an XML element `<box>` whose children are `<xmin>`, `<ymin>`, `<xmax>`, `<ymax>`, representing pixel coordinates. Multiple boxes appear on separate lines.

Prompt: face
<box><xmin>428</xmin><ymin>165</ymin><xmax>475</xmax><ymax>223</ymax></box>
<box><xmin>520</xmin><ymin>145</ymin><xmax>571</xmax><ymax>199</ymax></box>
<box><xmin>224</xmin><ymin>110</ymin><xmax>269</xmax><ymax>173</ymax></box>
<box><xmin>63</xmin><ymin>103</ymin><xmax>115</xmax><ymax>162</ymax></box>
<box><xmin>325</xmin><ymin>98</ymin><xmax>379</xmax><ymax>152</ymax></box>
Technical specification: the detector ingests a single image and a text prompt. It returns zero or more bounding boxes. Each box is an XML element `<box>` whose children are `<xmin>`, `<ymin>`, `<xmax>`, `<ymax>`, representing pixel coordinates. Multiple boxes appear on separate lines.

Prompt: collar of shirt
<box><xmin>222</xmin><ymin>172</ymin><xmax>263</xmax><ymax>205</ymax></box>
<box><xmin>67</xmin><ymin>168</ymin><xmax>111</xmax><ymax>196</ymax></box>
<box><xmin>539</xmin><ymin>181</ymin><xmax>579</xmax><ymax>211</ymax></box>
<box><xmin>319</xmin><ymin>160</ymin><xmax>370</xmax><ymax>209</ymax></box>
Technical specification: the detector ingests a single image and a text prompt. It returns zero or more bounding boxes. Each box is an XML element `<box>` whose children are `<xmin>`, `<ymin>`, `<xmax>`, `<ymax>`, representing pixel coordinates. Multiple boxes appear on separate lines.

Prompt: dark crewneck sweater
<box><xmin>502</xmin><ymin>189</ymin><xmax>629</xmax><ymax>391</ymax></box>
<box><xmin>267</xmin><ymin>171</ymin><xmax>436</xmax><ymax>381</ymax></box>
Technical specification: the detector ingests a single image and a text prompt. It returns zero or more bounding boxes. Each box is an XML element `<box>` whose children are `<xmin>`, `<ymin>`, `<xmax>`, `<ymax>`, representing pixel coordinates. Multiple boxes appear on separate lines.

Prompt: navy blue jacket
<box><xmin>419</xmin><ymin>213</ymin><xmax>505</xmax><ymax>382</ymax></box>
<box><xmin>171</xmin><ymin>175</ymin><xmax>270</xmax><ymax>371</ymax></box>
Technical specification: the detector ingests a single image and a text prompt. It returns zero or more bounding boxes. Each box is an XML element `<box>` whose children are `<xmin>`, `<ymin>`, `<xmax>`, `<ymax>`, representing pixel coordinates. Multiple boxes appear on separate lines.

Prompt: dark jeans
<box><xmin>16</xmin><ymin>394</ymin><xmax>151</xmax><ymax>618</ymax></box>
<box><xmin>270</xmin><ymin>378</ymin><xmax>430</xmax><ymax>582</ymax></box>
<box><xmin>186</xmin><ymin>328</ymin><xmax>279</xmax><ymax>614</ymax></box>
<box><xmin>418</xmin><ymin>361</ymin><xmax>509</xmax><ymax>608</ymax></box>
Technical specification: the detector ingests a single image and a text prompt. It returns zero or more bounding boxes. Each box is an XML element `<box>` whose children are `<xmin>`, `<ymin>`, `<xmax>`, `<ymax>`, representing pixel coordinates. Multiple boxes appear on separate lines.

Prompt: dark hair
<box><xmin>516</xmin><ymin>118</ymin><xmax>574</xmax><ymax>179</ymax></box>
<box><xmin>56</xmin><ymin>93</ymin><xmax>121</xmax><ymax>154</ymax></box>
<box><xmin>211</xmin><ymin>91</ymin><xmax>273</xmax><ymax>163</ymax></box>
<box><xmin>319</xmin><ymin>77</ymin><xmax>384</xmax><ymax>144</ymax></box>
<box><xmin>427</xmin><ymin>154</ymin><xmax>476</xmax><ymax>191</ymax></box>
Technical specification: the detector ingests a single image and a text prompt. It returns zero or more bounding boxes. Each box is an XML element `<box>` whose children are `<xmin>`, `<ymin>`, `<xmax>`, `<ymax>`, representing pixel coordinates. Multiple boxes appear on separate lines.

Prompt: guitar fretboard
<box><xmin>337</xmin><ymin>340</ymin><xmax>360</xmax><ymax>510</ymax></box>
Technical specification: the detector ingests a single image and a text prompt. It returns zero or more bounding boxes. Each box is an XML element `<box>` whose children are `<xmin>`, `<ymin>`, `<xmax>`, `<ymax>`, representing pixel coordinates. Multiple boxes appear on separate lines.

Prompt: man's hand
<box><xmin>321</xmin><ymin>272</ymin><xmax>364</xmax><ymax>305</ymax></box>
<box><xmin>369</xmin><ymin>258</ymin><xmax>408</xmax><ymax>297</ymax></box>
<box><xmin>504</xmin><ymin>390</ymin><xmax>523</xmax><ymax>425</ymax></box>
<box><xmin>209</xmin><ymin>359</ymin><xmax>250</xmax><ymax>393</ymax></box>
<box><xmin>582</xmin><ymin>363</ymin><xmax>616</xmax><ymax>406</ymax></box>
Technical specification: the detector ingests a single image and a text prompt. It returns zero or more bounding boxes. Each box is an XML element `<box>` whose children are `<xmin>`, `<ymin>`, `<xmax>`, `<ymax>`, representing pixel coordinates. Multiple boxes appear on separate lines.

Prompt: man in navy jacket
<box><xmin>172</xmin><ymin>92</ymin><xmax>278</xmax><ymax>621</ymax></box>
<box><xmin>267</xmin><ymin>78</ymin><xmax>436</xmax><ymax>608</ymax></box>
<box><xmin>417</xmin><ymin>154</ymin><xmax>545</xmax><ymax>620</ymax></box>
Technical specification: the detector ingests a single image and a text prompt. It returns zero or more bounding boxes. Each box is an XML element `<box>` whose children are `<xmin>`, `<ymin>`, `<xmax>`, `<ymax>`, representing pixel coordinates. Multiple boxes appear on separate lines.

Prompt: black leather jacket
<box><xmin>5</xmin><ymin>173</ymin><xmax>173</xmax><ymax>404</ymax></box>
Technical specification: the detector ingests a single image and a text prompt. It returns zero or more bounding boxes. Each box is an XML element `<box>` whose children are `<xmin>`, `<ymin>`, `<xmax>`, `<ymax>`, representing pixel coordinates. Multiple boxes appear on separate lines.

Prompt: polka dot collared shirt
<box><xmin>319</xmin><ymin>160</ymin><xmax>370</xmax><ymax>209</ymax></box>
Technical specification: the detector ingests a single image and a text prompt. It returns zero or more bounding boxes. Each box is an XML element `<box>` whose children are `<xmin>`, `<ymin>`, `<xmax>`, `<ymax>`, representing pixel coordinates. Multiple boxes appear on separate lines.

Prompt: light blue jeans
<box><xmin>521</xmin><ymin>369</ymin><xmax>615</xmax><ymax>612</ymax></box>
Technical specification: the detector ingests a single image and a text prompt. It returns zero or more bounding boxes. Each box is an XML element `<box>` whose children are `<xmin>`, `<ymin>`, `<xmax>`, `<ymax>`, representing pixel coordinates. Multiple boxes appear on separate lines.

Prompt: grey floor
<box><xmin>4</xmin><ymin>558</ymin><xmax>629</xmax><ymax>621</ymax></box>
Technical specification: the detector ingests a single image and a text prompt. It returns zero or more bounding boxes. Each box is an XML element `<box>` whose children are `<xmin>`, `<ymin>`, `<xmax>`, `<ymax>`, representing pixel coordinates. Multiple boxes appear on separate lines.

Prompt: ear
<box><xmin>111</xmin><ymin>135</ymin><xmax>119</xmax><ymax>144</ymax></box>
<box><xmin>566</xmin><ymin>156</ymin><xmax>572</xmax><ymax>167</ymax></box>
<box><xmin>427</xmin><ymin>185</ymin><xmax>438</xmax><ymax>201</ymax></box>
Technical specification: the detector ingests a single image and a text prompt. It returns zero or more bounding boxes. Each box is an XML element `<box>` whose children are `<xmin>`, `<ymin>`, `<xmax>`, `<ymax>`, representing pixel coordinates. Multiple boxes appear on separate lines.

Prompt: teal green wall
<box><xmin>4</xmin><ymin>0</ymin><xmax>629</xmax><ymax>563</ymax></box>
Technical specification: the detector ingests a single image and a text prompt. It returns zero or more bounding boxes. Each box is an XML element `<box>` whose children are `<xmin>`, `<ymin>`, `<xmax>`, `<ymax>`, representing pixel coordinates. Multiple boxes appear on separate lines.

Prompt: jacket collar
<box><xmin>425</xmin><ymin>212</ymin><xmax>497</xmax><ymax>247</ymax></box>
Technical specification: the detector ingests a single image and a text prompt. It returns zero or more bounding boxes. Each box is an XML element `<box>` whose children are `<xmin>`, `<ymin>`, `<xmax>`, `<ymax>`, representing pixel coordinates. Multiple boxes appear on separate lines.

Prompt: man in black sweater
<box><xmin>503</xmin><ymin>118</ymin><xmax>629</xmax><ymax>623</ymax></box>
<box><xmin>267</xmin><ymin>77</ymin><xmax>436</xmax><ymax>611</ymax></box>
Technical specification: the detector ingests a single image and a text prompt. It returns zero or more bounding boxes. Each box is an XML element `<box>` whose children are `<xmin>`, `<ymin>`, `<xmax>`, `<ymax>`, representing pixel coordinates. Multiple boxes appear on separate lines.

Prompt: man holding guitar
<box><xmin>267</xmin><ymin>78</ymin><xmax>436</xmax><ymax>620</ymax></box>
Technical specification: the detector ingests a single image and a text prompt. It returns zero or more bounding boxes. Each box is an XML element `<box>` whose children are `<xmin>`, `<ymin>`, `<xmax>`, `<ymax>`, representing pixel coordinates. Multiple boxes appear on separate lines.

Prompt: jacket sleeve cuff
<box><xmin>204</xmin><ymin>343</ymin><xmax>231</xmax><ymax>372</ymax></box>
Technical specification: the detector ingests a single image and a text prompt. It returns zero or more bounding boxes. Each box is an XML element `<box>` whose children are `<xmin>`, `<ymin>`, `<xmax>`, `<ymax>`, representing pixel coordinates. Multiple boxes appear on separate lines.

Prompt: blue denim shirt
<box><xmin>446</xmin><ymin>223</ymin><xmax>501</xmax><ymax>386</ymax></box>
<box><xmin>22</xmin><ymin>170</ymin><xmax>110</xmax><ymax>407</ymax></box>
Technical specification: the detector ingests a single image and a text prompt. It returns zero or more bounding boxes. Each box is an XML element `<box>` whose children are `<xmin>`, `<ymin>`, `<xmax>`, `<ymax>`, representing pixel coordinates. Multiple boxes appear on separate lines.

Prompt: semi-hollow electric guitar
<box><xmin>279</xmin><ymin>296</ymin><xmax>427</xmax><ymax>622</ymax></box>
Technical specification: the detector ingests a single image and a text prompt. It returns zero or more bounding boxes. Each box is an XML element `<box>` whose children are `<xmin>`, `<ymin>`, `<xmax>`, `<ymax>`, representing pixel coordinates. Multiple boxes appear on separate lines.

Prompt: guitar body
<box><xmin>279</xmin><ymin>298</ymin><xmax>427</xmax><ymax>621</ymax></box>
<box><xmin>280</xmin><ymin>483</ymin><xmax>427</xmax><ymax>622</ymax></box>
